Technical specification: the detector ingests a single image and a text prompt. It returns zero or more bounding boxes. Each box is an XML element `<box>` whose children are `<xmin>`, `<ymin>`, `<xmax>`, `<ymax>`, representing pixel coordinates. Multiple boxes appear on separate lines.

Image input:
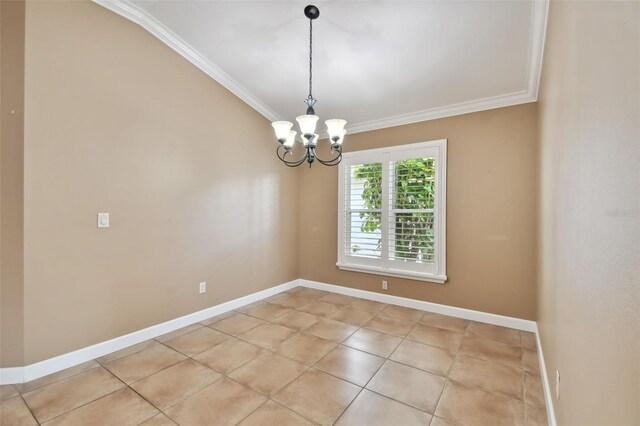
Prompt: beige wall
<box><xmin>537</xmin><ymin>1</ymin><xmax>640</xmax><ymax>425</ymax></box>
<box><xmin>19</xmin><ymin>0</ymin><xmax>298</xmax><ymax>364</ymax></box>
<box><xmin>299</xmin><ymin>103</ymin><xmax>538</xmax><ymax>320</ymax></box>
<box><xmin>1</xmin><ymin>0</ymin><xmax>26</xmax><ymax>368</ymax></box>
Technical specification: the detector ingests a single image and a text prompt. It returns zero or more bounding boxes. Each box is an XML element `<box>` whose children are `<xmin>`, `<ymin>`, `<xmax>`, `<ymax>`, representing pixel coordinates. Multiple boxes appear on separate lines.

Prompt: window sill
<box><xmin>336</xmin><ymin>262</ymin><xmax>447</xmax><ymax>284</ymax></box>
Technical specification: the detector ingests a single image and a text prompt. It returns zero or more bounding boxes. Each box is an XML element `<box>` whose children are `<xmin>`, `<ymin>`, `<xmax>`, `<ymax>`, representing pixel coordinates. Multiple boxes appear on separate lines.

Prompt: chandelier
<box><xmin>271</xmin><ymin>5</ymin><xmax>347</xmax><ymax>167</ymax></box>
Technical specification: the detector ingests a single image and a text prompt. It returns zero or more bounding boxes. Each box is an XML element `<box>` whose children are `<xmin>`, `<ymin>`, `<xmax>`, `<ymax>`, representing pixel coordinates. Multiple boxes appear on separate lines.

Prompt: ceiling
<box><xmin>94</xmin><ymin>0</ymin><xmax>548</xmax><ymax>134</ymax></box>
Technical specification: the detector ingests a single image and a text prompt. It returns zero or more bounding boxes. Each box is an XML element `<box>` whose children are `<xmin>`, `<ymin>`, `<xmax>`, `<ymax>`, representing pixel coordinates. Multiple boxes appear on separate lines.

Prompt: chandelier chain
<box><xmin>271</xmin><ymin>5</ymin><xmax>345</xmax><ymax>168</ymax></box>
<box><xmin>308</xmin><ymin>18</ymin><xmax>313</xmax><ymax>99</ymax></box>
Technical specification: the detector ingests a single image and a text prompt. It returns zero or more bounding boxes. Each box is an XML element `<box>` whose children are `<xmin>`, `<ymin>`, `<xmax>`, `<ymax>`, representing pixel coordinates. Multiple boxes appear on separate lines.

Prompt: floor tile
<box><xmin>97</xmin><ymin>341</ymin><xmax>158</xmax><ymax>365</ymax></box>
<box><xmin>318</xmin><ymin>293</ymin><xmax>355</xmax><ymax>306</ymax></box>
<box><xmin>238</xmin><ymin>400</ymin><xmax>316</xmax><ymax>426</ymax></box>
<box><xmin>466</xmin><ymin>322</ymin><xmax>521</xmax><ymax>346</ymax></box>
<box><xmin>0</xmin><ymin>385</ymin><xmax>19</xmax><ymax>401</ymax></box>
<box><xmin>17</xmin><ymin>360</ymin><xmax>101</xmax><ymax>394</ymax></box>
<box><xmin>348</xmin><ymin>299</ymin><xmax>387</xmax><ymax>314</ymax></box>
<box><xmin>342</xmin><ymin>328</ymin><xmax>402</xmax><ymax>358</ymax></box>
<box><xmin>238</xmin><ymin>323</ymin><xmax>297</xmax><ymax>349</ymax></box>
<box><xmin>43</xmin><ymin>388</ymin><xmax>158</xmax><ymax>426</ymax></box>
<box><xmin>298</xmin><ymin>301</ymin><xmax>342</xmax><ymax>317</ymax></box>
<box><xmin>163</xmin><ymin>326</ymin><xmax>228</xmax><ymax>356</ymax></box>
<box><xmin>389</xmin><ymin>339</ymin><xmax>455</xmax><ymax>376</ymax></box>
<box><xmin>264</xmin><ymin>293</ymin><xmax>290</xmax><ymax>303</ymax></box>
<box><xmin>523</xmin><ymin>349</ymin><xmax>540</xmax><ymax>374</ymax></box>
<box><xmin>315</xmin><ymin>345</ymin><xmax>385</xmax><ymax>386</ymax></box>
<box><xmin>275</xmin><ymin>333</ymin><xmax>337</xmax><ymax>365</ymax></box>
<box><xmin>0</xmin><ymin>396</ymin><xmax>37</xmax><ymax>426</ymax></box>
<box><xmin>273</xmin><ymin>369</ymin><xmax>360</xmax><ymax>426</ymax></box>
<box><xmin>285</xmin><ymin>286</ymin><xmax>303</xmax><ymax>294</ymax></box>
<box><xmin>23</xmin><ymin>367</ymin><xmax>124</xmax><ymax>423</ymax></box>
<box><xmin>103</xmin><ymin>344</ymin><xmax>186</xmax><ymax>384</ymax></box>
<box><xmin>379</xmin><ymin>305</ymin><xmax>425</xmax><ymax>322</ymax></box>
<box><xmin>295</xmin><ymin>288</ymin><xmax>329</xmax><ymax>300</ymax></box>
<box><xmin>193</xmin><ymin>338</ymin><xmax>264</xmax><ymax>374</ymax></box>
<box><xmin>366</xmin><ymin>360</ymin><xmax>445</xmax><ymax>413</ymax></box>
<box><xmin>242</xmin><ymin>302</ymin><xmax>291</xmax><ymax>321</ymax></box>
<box><xmin>435</xmin><ymin>380</ymin><xmax>525</xmax><ymax>426</ymax></box>
<box><xmin>458</xmin><ymin>335</ymin><xmax>522</xmax><ymax>370</ymax></box>
<box><xmin>164</xmin><ymin>378</ymin><xmax>266</xmax><ymax>426</ymax></box>
<box><xmin>449</xmin><ymin>354</ymin><xmax>523</xmax><ymax>400</ymax></box>
<box><xmin>140</xmin><ymin>413</ymin><xmax>178</xmax><ymax>425</ymax></box>
<box><xmin>364</xmin><ymin>314</ymin><xmax>415</xmax><ymax>337</ymax></box>
<box><xmin>236</xmin><ymin>301</ymin><xmax>266</xmax><ymax>312</ymax></box>
<box><xmin>155</xmin><ymin>324</ymin><xmax>203</xmax><ymax>343</ymax></box>
<box><xmin>229</xmin><ymin>352</ymin><xmax>307</xmax><ymax>397</ymax></box>
<box><xmin>430</xmin><ymin>416</ymin><xmax>458</xmax><ymax>426</ymax></box>
<box><xmin>271</xmin><ymin>310</ymin><xmax>320</xmax><ymax>331</ymax></box>
<box><xmin>336</xmin><ymin>389</ymin><xmax>431</xmax><ymax>426</ymax></box>
<box><xmin>419</xmin><ymin>312</ymin><xmax>469</xmax><ymax>333</ymax></box>
<box><xmin>199</xmin><ymin>311</ymin><xmax>236</xmax><ymax>326</ymax></box>
<box><xmin>304</xmin><ymin>319</ymin><xmax>358</xmax><ymax>342</ymax></box>
<box><xmin>526</xmin><ymin>401</ymin><xmax>548</xmax><ymax>426</ymax></box>
<box><xmin>521</xmin><ymin>332</ymin><xmax>537</xmax><ymax>351</ymax></box>
<box><xmin>407</xmin><ymin>324</ymin><xmax>464</xmax><ymax>352</ymax></box>
<box><xmin>269</xmin><ymin>294</ymin><xmax>312</xmax><ymax>309</ymax></box>
<box><xmin>210</xmin><ymin>313</ymin><xmax>266</xmax><ymax>336</ymax></box>
<box><xmin>130</xmin><ymin>359</ymin><xmax>221</xmax><ymax>409</ymax></box>
<box><xmin>328</xmin><ymin>307</ymin><xmax>375</xmax><ymax>327</ymax></box>
<box><xmin>524</xmin><ymin>372</ymin><xmax>545</xmax><ymax>407</ymax></box>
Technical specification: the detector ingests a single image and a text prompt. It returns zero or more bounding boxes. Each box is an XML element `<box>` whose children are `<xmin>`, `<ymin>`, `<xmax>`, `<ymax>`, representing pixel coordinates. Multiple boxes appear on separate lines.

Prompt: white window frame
<box><xmin>337</xmin><ymin>139</ymin><xmax>447</xmax><ymax>284</ymax></box>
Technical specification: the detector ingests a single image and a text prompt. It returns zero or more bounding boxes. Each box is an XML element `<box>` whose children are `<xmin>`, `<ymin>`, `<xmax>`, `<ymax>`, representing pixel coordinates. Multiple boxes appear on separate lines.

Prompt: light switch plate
<box><xmin>97</xmin><ymin>212</ymin><xmax>109</xmax><ymax>228</ymax></box>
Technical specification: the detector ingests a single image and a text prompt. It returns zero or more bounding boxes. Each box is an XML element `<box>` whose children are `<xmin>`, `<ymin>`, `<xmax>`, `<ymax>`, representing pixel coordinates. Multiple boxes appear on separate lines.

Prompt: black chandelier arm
<box><xmin>276</xmin><ymin>145</ymin><xmax>309</xmax><ymax>167</ymax></box>
<box><xmin>314</xmin><ymin>146</ymin><xmax>343</xmax><ymax>166</ymax></box>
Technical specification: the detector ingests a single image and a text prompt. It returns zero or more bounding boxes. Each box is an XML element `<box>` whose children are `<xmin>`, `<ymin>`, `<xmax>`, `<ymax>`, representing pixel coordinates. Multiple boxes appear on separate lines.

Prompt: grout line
<box><xmin>13</xmin><ymin>287</ymin><xmax>541</xmax><ymax>426</ymax></box>
<box><xmin>34</xmin><ymin>384</ymin><xmax>128</xmax><ymax>425</ymax></box>
<box><xmin>17</xmin><ymin>362</ymin><xmax>102</xmax><ymax>396</ymax></box>
<box><xmin>18</xmin><ymin>393</ymin><xmax>41</xmax><ymax>426</ymax></box>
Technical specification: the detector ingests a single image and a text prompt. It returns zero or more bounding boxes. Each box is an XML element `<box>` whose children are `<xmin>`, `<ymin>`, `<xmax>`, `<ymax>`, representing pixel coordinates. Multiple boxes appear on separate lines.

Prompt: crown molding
<box><xmin>345</xmin><ymin>90</ymin><xmax>535</xmax><ymax>134</ymax></box>
<box><xmin>92</xmin><ymin>0</ymin><xmax>548</xmax><ymax>133</ymax></box>
<box><xmin>92</xmin><ymin>0</ymin><xmax>280</xmax><ymax>122</ymax></box>
<box><xmin>528</xmin><ymin>0</ymin><xmax>550</xmax><ymax>100</ymax></box>
<box><xmin>345</xmin><ymin>0</ymin><xmax>549</xmax><ymax>134</ymax></box>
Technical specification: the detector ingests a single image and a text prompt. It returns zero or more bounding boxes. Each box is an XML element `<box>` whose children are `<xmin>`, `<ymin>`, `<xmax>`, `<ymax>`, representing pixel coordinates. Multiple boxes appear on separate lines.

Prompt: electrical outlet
<box><xmin>382</xmin><ymin>280</ymin><xmax>388</xmax><ymax>290</ymax></box>
<box><xmin>199</xmin><ymin>282</ymin><xmax>206</xmax><ymax>294</ymax></box>
<box><xmin>555</xmin><ymin>370</ymin><xmax>560</xmax><ymax>399</ymax></box>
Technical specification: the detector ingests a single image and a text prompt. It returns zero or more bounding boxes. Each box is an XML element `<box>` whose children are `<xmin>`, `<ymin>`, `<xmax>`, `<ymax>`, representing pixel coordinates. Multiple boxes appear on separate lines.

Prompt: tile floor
<box><xmin>0</xmin><ymin>287</ymin><xmax>548</xmax><ymax>426</ymax></box>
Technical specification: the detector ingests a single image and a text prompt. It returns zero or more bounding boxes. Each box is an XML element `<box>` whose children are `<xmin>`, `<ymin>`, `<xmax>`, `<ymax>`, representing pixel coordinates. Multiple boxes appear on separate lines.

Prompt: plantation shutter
<box><xmin>388</xmin><ymin>157</ymin><xmax>436</xmax><ymax>264</ymax></box>
<box><xmin>344</xmin><ymin>162</ymin><xmax>383</xmax><ymax>260</ymax></box>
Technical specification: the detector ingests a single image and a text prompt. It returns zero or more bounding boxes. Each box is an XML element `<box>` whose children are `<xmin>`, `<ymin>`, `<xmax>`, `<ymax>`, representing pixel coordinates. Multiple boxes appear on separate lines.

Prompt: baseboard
<box><xmin>1</xmin><ymin>277</ymin><xmax>541</xmax><ymax>387</ymax></box>
<box><xmin>535</xmin><ymin>324</ymin><xmax>557</xmax><ymax>426</ymax></box>
<box><xmin>296</xmin><ymin>279</ymin><xmax>537</xmax><ymax>332</ymax></box>
<box><xmin>0</xmin><ymin>279</ymin><xmax>298</xmax><ymax>385</ymax></box>
<box><xmin>0</xmin><ymin>367</ymin><xmax>24</xmax><ymax>385</ymax></box>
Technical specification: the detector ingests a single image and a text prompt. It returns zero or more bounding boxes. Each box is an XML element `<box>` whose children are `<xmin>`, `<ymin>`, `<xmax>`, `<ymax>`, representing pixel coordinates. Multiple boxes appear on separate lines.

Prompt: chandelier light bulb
<box><xmin>325</xmin><ymin>119</ymin><xmax>347</xmax><ymax>139</ymax></box>
<box><xmin>272</xmin><ymin>121</ymin><xmax>293</xmax><ymax>142</ymax></box>
<box><xmin>296</xmin><ymin>115</ymin><xmax>319</xmax><ymax>136</ymax></box>
<box><xmin>331</xmin><ymin>129</ymin><xmax>347</xmax><ymax>149</ymax></box>
<box><xmin>284</xmin><ymin>130</ymin><xmax>297</xmax><ymax>149</ymax></box>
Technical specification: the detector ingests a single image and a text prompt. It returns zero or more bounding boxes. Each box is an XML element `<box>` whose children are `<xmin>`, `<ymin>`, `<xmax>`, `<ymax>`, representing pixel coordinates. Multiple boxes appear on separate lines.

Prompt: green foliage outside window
<box><xmin>352</xmin><ymin>158</ymin><xmax>436</xmax><ymax>261</ymax></box>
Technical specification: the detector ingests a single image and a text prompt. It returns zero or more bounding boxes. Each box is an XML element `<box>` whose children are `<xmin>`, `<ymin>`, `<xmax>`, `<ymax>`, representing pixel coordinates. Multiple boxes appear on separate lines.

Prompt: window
<box><xmin>337</xmin><ymin>139</ymin><xmax>447</xmax><ymax>283</ymax></box>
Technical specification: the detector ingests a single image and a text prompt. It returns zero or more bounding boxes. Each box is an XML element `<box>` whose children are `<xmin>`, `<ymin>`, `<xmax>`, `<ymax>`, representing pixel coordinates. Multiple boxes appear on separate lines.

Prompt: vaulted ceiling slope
<box><xmin>94</xmin><ymin>0</ymin><xmax>548</xmax><ymax>134</ymax></box>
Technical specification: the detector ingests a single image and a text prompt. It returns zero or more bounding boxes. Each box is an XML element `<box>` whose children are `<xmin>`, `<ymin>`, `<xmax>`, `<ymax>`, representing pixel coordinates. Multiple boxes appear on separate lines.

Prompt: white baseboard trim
<box><xmin>2</xmin><ymin>277</ymin><xmax>541</xmax><ymax>388</ymax></box>
<box><xmin>0</xmin><ymin>279</ymin><xmax>298</xmax><ymax>385</ymax></box>
<box><xmin>535</xmin><ymin>324</ymin><xmax>557</xmax><ymax>426</ymax></box>
<box><xmin>296</xmin><ymin>279</ymin><xmax>537</xmax><ymax>332</ymax></box>
<box><xmin>0</xmin><ymin>367</ymin><xmax>24</xmax><ymax>385</ymax></box>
